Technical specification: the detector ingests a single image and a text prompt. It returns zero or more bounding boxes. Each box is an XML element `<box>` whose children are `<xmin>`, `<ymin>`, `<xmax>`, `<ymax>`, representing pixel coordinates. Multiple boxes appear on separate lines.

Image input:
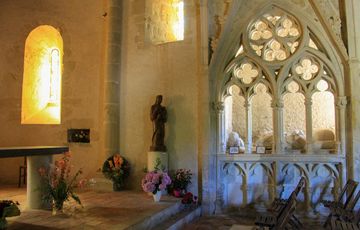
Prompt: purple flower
<box><xmin>159</xmin><ymin>183</ymin><xmax>166</xmax><ymax>190</ymax></box>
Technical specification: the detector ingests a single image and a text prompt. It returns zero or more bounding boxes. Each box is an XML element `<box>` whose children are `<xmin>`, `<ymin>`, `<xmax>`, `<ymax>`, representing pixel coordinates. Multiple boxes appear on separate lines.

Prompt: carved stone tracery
<box><xmin>218</xmin><ymin>156</ymin><xmax>344</xmax><ymax>212</ymax></box>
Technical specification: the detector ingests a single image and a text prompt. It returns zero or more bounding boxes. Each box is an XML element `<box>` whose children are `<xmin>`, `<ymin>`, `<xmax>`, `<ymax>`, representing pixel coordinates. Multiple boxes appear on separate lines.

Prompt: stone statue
<box><xmin>226</xmin><ymin>131</ymin><xmax>245</xmax><ymax>152</ymax></box>
<box><xmin>150</xmin><ymin>95</ymin><xmax>167</xmax><ymax>151</ymax></box>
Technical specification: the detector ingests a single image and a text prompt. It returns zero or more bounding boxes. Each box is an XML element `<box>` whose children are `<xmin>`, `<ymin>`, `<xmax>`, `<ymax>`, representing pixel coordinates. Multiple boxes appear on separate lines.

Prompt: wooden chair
<box><xmin>266</xmin><ymin>177</ymin><xmax>306</xmax><ymax>229</ymax></box>
<box><xmin>255</xmin><ymin>192</ymin><xmax>297</xmax><ymax>229</ymax></box>
<box><xmin>329</xmin><ymin>190</ymin><xmax>360</xmax><ymax>230</ymax></box>
<box><xmin>330</xmin><ymin>189</ymin><xmax>360</xmax><ymax>223</ymax></box>
<box><xmin>323</xmin><ymin>179</ymin><xmax>359</xmax><ymax>228</ymax></box>
<box><xmin>18</xmin><ymin>157</ymin><xmax>27</xmax><ymax>187</ymax></box>
<box><xmin>268</xmin><ymin>177</ymin><xmax>305</xmax><ymax>212</ymax></box>
<box><xmin>322</xmin><ymin>179</ymin><xmax>358</xmax><ymax>210</ymax></box>
<box><xmin>331</xmin><ymin>218</ymin><xmax>360</xmax><ymax>230</ymax></box>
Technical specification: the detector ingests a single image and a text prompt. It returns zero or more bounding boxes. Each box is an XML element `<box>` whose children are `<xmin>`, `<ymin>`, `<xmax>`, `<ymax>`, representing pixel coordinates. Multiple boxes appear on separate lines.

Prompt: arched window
<box><xmin>21</xmin><ymin>25</ymin><xmax>63</xmax><ymax>124</ymax></box>
<box><xmin>219</xmin><ymin>6</ymin><xmax>344</xmax><ymax>155</ymax></box>
<box><xmin>146</xmin><ymin>0</ymin><xmax>184</xmax><ymax>44</ymax></box>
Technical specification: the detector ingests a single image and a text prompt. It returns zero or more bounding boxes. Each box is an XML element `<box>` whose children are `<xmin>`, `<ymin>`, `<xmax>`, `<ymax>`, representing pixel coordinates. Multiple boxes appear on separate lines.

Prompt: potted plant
<box><xmin>102</xmin><ymin>154</ymin><xmax>130</xmax><ymax>191</ymax></box>
<box><xmin>172</xmin><ymin>169</ymin><xmax>192</xmax><ymax>197</ymax></box>
<box><xmin>0</xmin><ymin>200</ymin><xmax>20</xmax><ymax>229</ymax></box>
<box><xmin>38</xmin><ymin>152</ymin><xmax>84</xmax><ymax>214</ymax></box>
<box><xmin>141</xmin><ymin>171</ymin><xmax>171</xmax><ymax>202</ymax></box>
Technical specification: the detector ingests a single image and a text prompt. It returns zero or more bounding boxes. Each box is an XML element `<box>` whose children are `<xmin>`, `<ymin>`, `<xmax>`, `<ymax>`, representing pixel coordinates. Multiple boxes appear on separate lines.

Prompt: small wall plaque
<box><xmin>67</xmin><ymin>129</ymin><xmax>90</xmax><ymax>143</ymax></box>
<box><xmin>256</xmin><ymin>146</ymin><xmax>266</xmax><ymax>154</ymax></box>
<box><xmin>229</xmin><ymin>147</ymin><xmax>240</xmax><ymax>154</ymax></box>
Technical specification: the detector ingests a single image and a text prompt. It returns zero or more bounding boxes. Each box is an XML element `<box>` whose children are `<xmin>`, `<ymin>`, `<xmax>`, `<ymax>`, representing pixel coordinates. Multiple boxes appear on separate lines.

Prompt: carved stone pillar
<box><xmin>335</xmin><ymin>96</ymin><xmax>347</xmax><ymax>155</ymax></box>
<box><xmin>244</xmin><ymin>99</ymin><xmax>252</xmax><ymax>154</ymax></box>
<box><xmin>305</xmin><ymin>95</ymin><xmax>313</xmax><ymax>154</ymax></box>
<box><xmin>103</xmin><ymin>0</ymin><xmax>122</xmax><ymax>157</ymax></box>
<box><xmin>272</xmin><ymin>98</ymin><xmax>284</xmax><ymax>154</ymax></box>
<box><xmin>215</xmin><ymin>102</ymin><xmax>225</xmax><ymax>153</ymax></box>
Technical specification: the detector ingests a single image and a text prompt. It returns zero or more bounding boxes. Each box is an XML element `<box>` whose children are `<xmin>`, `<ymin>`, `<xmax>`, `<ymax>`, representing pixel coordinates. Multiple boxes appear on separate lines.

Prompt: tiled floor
<box><xmin>1</xmin><ymin>186</ymin><xmax>326</xmax><ymax>230</ymax></box>
<box><xmin>0</xmin><ymin>186</ymin><xmax>179</xmax><ymax>230</ymax></box>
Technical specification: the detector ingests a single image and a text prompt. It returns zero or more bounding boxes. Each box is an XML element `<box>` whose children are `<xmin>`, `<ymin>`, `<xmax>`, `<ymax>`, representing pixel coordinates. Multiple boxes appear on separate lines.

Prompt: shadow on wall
<box><xmin>166</xmin><ymin>96</ymin><xmax>192</xmax><ymax>170</ymax></box>
<box><xmin>166</xmin><ymin>97</ymin><xmax>177</xmax><ymax>168</ymax></box>
<box><xmin>165</xmin><ymin>95</ymin><xmax>197</xmax><ymax>193</ymax></box>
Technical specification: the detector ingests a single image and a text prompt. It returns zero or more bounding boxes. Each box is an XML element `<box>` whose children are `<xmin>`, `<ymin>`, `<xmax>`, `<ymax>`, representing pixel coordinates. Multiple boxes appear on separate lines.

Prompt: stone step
<box><xmin>125</xmin><ymin>198</ymin><xmax>183</xmax><ymax>230</ymax></box>
<box><xmin>89</xmin><ymin>172</ymin><xmax>113</xmax><ymax>192</ymax></box>
<box><xmin>153</xmin><ymin>206</ymin><xmax>202</xmax><ymax>230</ymax></box>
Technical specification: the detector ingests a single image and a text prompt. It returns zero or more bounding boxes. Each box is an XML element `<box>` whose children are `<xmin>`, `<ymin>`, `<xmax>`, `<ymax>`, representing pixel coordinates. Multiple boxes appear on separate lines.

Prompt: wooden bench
<box><xmin>255</xmin><ymin>191</ymin><xmax>298</xmax><ymax>229</ymax></box>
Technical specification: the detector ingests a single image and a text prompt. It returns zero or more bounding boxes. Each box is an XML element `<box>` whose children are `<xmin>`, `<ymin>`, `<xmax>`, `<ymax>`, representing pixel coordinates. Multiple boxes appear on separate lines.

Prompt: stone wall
<box><xmin>120</xmin><ymin>0</ymin><xmax>200</xmax><ymax>193</ymax></box>
<box><xmin>227</xmin><ymin>90</ymin><xmax>336</xmax><ymax>145</ymax></box>
<box><xmin>0</xmin><ymin>0</ymin><xmax>105</xmax><ymax>184</ymax></box>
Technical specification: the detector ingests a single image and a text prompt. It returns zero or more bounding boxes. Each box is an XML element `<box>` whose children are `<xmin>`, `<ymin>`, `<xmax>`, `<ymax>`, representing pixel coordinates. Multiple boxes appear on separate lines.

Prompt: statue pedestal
<box><xmin>147</xmin><ymin>151</ymin><xmax>168</xmax><ymax>172</ymax></box>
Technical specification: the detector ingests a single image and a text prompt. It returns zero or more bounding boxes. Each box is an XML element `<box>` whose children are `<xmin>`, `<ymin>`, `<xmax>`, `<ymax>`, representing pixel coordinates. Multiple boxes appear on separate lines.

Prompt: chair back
<box><xmin>340</xmin><ymin>179</ymin><xmax>358</xmax><ymax>208</ymax></box>
<box><xmin>294</xmin><ymin>177</ymin><xmax>306</xmax><ymax>196</ymax></box>
<box><xmin>346</xmin><ymin>189</ymin><xmax>360</xmax><ymax>212</ymax></box>
<box><xmin>275</xmin><ymin>192</ymin><xmax>297</xmax><ymax>229</ymax></box>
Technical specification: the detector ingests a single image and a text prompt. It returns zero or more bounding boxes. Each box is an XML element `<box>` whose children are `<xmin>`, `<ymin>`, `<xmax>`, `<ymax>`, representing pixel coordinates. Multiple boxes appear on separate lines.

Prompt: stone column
<box><xmin>272</xmin><ymin>98</ymin><xmax>284</xmax><ymax>154</ymax></box>
<box><xmin>345</xmin><ymin>0</ymin><xmax>360</xmax><ymax>180</ymax></box>
<box><xmin>103</xmin><ymin>0</ymin><xmax>122</xmax><ymax>157</ymax></box>
<box><xmin>335</xmin><ymin>96</ymin><xmax>347</xmax><ymax>155</ymax></box>
<box><xmin>27</xmin><ymin>155</ymin><xmax>53</xmax><ymax>209</ymax></box>
<box><xmin>215</xmin><ymin>102</ymin><xmax>225</xmax><ymax>154</ymax></box>
<box><xmin>244</xmin><ymin>99</ymin><xmax>252</xmax><ymax>154</ymax></box>
<box><xmin>304</xmin><ymin>95</ymin><xmax>313</xmax><ymax>154</ymax></box>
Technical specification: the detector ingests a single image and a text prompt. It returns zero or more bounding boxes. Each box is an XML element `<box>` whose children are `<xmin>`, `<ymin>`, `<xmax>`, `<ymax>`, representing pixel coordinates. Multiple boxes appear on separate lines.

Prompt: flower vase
<box><xmin>153</xmin><ymin>190</ymin><xmax>162</xmax><ymax>202</ymax></box>
<box><xmin>52</xmin><ymin>200</ymin><xmax>64</xmax><ymax>215</ymax></box>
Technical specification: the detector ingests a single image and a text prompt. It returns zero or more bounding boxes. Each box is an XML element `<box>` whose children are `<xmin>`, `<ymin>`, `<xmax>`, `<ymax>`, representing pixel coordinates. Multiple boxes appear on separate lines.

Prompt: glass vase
<box><xmin>153</xmin><ymin>190</ymin><xmax>162</xmax><ymax>202</ymax></box>
<box><xmin>52</xmin><ymin>200</ymin><xmax>64</xmax><ymax>215</ymax></box>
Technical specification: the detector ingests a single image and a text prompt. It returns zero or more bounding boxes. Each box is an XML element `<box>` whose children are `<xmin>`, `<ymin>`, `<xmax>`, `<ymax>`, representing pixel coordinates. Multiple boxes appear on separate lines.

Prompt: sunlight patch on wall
<box><xmin>21</xmin><ymin>25</ymin><xmax>63</xmax><ymax>124</ymax></box>
<box><xmin>146</xmin><ymin>0</ymin><xmax>184</xmax><ymax>44</ymax></box>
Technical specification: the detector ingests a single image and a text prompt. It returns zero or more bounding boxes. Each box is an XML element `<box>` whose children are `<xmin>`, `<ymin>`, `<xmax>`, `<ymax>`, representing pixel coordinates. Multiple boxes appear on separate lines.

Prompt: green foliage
<box><xmin>154</xmin><ymin>157</ymin><xmax>165</xmax><ymax>172</ymax></box>
<box><xmin>172</xmin><ymin>169</ymin><xmax>192</xmax><ymax>190</ymax></box>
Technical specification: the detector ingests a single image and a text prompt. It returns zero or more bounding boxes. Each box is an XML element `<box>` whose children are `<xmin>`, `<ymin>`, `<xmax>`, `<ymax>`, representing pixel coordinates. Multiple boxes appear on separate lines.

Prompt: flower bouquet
<box><xmin>181</xmin><ymin>192</ymin><xmax>198</xmax><ymax>210</ymax></box>
<box><xmin>0</xmin><ymin>200</ymin><xmax>20</xmax><ymax>229</ymax></box>
<box><xmin>141</xmin><ymin>171</ymin><xmax>171</xmax><ymax>202</ymax></box>
<box><xmin>102</xmin><ymin>154</ymin><xmax>130</xmax><ymax>191</ymax></box>
<box><xmin>38</xmin><ymin>152</ymin><xmax>84</xmax><ymax>213</ymax></box>
<box><xmin>171</xmin><ymin>169</ymin><xmax>192</xmax><ymax>197</ymax></box>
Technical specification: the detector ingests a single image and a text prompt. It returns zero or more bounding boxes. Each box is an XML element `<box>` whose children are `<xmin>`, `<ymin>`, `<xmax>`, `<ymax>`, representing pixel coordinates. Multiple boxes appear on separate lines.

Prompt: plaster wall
<box><xmin>0</xmin><ymin>0</ymin><xmax>105</xmax><ymax>184</ymax></box>
<box><xmin>120</xmin><ymin>0</ymin><xmax>199</xmax><ymax>194</ymax></box>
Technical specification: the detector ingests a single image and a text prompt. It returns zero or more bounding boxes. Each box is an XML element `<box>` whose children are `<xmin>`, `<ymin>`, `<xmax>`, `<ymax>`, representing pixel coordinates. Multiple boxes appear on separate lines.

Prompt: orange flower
<box><xmin>113</xmin><ymin>154</ymin><xmax>123</xmax><ymax>168</ymax></box>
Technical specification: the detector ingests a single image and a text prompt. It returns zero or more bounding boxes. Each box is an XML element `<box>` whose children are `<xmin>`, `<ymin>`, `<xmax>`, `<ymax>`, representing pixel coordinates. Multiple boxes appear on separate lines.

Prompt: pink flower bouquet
<box><xmin>141</xmin><ymin>171</ymin><xmax>171</xmax><ymax>194</ymax></box>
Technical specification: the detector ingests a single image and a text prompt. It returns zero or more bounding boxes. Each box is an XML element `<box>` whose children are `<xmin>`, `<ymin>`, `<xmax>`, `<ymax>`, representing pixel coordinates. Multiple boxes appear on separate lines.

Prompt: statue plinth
<box><xmin>147</xmin><ymin>151</ymin><xmax>168</xmax><ymax>172</ymax></box>
<box><xmin>149</xmin><ymin>145</ymin><xmax>167</xmax><ymax>152</ymax></box>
